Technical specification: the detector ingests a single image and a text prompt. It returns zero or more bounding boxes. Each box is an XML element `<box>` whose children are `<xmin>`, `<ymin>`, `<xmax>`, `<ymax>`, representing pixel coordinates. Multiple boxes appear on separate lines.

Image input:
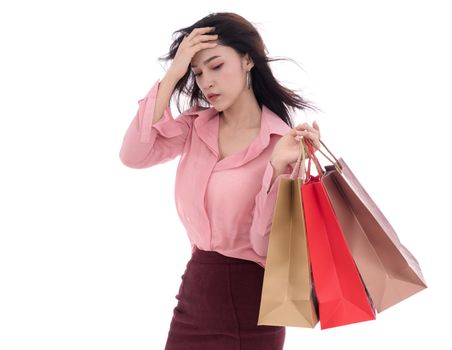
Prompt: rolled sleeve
<box><xmin>138</xmin><ymin>79</ymin><xmax>184</xmax><ymax>143</ymax></box>
<box><xmin>119</xmin><ymin>79</ymin><xmax>194</xmax><ymax>169</ymax></box>
<box><xmin>249</xmin><ymin>160</ymin><xmax>294</xmax><ymax>256</ymax></box>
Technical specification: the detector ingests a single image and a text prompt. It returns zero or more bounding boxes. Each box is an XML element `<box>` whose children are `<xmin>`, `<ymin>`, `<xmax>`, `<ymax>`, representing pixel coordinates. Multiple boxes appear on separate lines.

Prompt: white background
<box><xmin>1</xmin><ymin>0</ymin><xmax>450</xmax><ymax>349</ymax></box>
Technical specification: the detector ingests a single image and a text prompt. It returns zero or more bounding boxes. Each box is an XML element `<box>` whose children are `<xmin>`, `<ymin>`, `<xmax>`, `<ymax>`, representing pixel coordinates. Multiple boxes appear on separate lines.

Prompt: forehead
<box><xmin>190</xmin><ymin>44</ymin><xmax>239</xmax><ymax>68</ymax></box>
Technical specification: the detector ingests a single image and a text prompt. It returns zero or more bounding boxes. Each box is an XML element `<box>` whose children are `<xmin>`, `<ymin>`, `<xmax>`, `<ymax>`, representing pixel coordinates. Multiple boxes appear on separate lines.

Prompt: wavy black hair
<box><xmin>158</xmin><ymin>12</ymin><xmax>321</xmax><ymax>128</ymax></box>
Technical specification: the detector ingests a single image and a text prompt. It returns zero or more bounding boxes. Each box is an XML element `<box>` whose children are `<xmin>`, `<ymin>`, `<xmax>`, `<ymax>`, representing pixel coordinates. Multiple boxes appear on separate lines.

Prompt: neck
<box><xmin>219</xmin><ymin>89</ymin><xmax>261</xmax><ymax>129</ymax></box>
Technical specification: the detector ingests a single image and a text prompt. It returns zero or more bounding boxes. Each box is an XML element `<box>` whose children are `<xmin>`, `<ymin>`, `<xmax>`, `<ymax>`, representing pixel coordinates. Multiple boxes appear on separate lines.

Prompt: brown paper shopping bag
<box><xmin>257</xmin><ymin>140</ymin><xmax>319</xmax><ymax>328</ymax></box>
<box><xmin>313</xmin><ymin>139</ymin><xmax>427</xmax><ymax>312</ymax></box>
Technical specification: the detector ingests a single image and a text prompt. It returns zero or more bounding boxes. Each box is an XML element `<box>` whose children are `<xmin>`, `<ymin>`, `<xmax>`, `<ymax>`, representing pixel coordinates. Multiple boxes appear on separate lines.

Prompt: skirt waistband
<box><xmin>190</xmin><ymin>246</ymin><xmax>257</xmax><ymax>265</ymax></box>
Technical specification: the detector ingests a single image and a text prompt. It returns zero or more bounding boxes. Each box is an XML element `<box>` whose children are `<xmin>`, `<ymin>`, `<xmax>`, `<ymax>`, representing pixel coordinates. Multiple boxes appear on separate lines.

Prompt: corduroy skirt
<box><xmin>164</xmin><ymin>246</ymin><xmax>286</xmax><ymax>350</ymax></box>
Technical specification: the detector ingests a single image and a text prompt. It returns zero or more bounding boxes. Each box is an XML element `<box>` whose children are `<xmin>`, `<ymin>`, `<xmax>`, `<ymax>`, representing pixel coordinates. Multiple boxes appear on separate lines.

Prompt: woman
<box><xmin>120</xmin><ymin>12</ymin><xmax>321</xmax><ymax>350</ymax></box>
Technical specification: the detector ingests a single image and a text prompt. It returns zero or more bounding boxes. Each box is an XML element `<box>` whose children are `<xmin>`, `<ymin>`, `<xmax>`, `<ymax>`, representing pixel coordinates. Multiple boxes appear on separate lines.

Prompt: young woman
<box><xmin>120</xmin><ymin>12</ymin><xmax>321</xmax><ymax>350</ymax></box>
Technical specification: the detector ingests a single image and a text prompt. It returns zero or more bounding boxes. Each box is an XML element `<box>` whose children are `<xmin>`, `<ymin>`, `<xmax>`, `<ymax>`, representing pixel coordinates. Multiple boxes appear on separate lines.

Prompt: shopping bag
<box><xmin>257</xmin><ymin>140</ymin><xmax>319</xmax><ymax>328</ymax></box>
<box><xmin>314</xmin><ymin>139</ymin><xmax>427</xmax><ymax>312</ymax></box>
<box><xmin>301</xmin><ymin>140</ymin><xmax>376</xmax><ymax>330</ymax></box>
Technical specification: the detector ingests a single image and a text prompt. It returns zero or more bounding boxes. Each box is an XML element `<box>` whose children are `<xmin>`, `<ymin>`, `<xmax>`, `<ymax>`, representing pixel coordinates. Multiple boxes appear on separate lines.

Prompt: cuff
<box><xmin>137</xmin><ymin>79</ymin><xmax>184</xmax><ymax>143</ymax></box>
<box><xmin>262</xmin><ymin>160</ymin><xmax>293</xmax><ymax>195</ymax></box>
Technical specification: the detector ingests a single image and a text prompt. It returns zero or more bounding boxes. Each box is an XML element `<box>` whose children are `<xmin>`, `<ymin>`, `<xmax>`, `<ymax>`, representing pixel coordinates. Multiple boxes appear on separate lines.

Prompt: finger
<box><xmin>193</xmin><ymin>34</ymin><xmax>218</xmax><ymax>44</ymax></box>
<box><xmin>301</xmin><ymin>134</ymin><xmax>320</xmax><ymax>150</ymax></box>
<box><xmin>290</xmin><ymin>128</ymin><xmax>305</xmax><ymax>136</ymax></box>
<box><xmin>193</xmin><ymin>41</ymin><xmax>219</xmax><ymax>51</ymax></box>
<box><xmin>312</xmin><ymin>121</ymin><xmax>321</xmax><ymax>139</ymax></box>
<box><xmin>303</xmin><ymin>125</ymin><xmax>319</xmax><ymax>137</ymax></box>
<box><xmin>295</xmin><ymin>122</ymin><xmax>309</xmax><ymax>130</ymax></box>
<box><xmin>309</xmin><ymin>138</ymin><xmax>321</xmax><ymax>150</ymax></box>
<box><xmin>312</xmin><ymin>121</ymin><xmax>320</xmax><ymax>134</ymax></box>
<box><xmin>187</xmin><ymin>27</ymin><xmax>215</xmax><ymax>39</ymax></box>
<box><xmin>298</xmin><ymin>130</ymin><xmax>311</xmax><ymax>136</ymax></box>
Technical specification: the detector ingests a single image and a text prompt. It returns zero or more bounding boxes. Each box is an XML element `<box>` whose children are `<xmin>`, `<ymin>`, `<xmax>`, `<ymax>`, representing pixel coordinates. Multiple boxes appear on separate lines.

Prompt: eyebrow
<box><xmin>190</xmin><ymin>55</ymin><xmax>221</xmax><ymax>68</ymax></box>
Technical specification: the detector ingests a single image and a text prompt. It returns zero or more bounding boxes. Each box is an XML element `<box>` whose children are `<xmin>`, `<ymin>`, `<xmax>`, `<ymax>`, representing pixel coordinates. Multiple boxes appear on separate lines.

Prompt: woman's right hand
<box><xmin>167</xmin><ymin>27</ymin><xmax>218</xmax><ymax>81</ymax></box>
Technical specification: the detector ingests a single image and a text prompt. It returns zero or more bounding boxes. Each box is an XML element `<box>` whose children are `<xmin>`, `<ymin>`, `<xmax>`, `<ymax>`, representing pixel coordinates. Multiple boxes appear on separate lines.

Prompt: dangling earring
<box><xmin>246</xmin><ymin>70</ymin><xmax>252</xmax><ymax>89</ymax></box>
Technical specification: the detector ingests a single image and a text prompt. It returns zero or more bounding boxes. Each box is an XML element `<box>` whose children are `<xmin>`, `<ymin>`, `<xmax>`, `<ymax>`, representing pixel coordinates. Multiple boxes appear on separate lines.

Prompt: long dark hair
<box><xmin>158</xmin><ymin>12</ymin><xmax>321</xmax><ymax>128</ymax></box>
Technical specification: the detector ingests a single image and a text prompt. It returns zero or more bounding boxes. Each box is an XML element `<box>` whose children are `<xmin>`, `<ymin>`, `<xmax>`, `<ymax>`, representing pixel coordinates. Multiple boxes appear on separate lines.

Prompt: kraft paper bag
<box><xmin>257</xmin><ymin>140</ymin><xmax>319</xmax><ymax>328</ymax></box>
<box><xmin>314</xmin><ymin>140</ymin><xmax>427</xmax><ymax>312</ymax></box>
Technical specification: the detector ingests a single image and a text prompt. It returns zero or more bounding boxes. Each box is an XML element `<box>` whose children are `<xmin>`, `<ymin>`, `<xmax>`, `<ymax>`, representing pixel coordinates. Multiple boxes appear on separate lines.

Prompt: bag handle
<box><xmin>290</xmin><ymin>136</ymin><xmax>344</xmax><ymax>182</ymax></box>
<box><xmin>304</xmin><ymin>139</ymin><xmax>325</xmax><ymax>180</ymax></box>
<box><xmin>289</xmin><ymin>137</ymin><xmax>308</xmax><ymax>180</ymax></box>
<box><xmin>304</xmin><ymin>137</ymin><xmax>343</xmax><ymax>173</ymax></box>
<box><xmin>289</xmin><ymin>138</ymin><xmax>321</xmax><ymax>181</ymax></box>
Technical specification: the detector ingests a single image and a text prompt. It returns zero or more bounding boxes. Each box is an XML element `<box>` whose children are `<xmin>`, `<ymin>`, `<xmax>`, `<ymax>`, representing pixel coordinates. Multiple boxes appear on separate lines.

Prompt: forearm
<box><xmin>152</xmin><ymin>73</ymin><xmax>179</xmax><ymax>125</ymax></box>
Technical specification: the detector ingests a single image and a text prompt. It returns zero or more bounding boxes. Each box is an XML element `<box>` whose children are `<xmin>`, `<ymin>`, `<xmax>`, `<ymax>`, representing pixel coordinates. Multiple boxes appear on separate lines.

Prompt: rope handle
<box><xmin>289</xmin><ymin>136</ymin><xmax>343</xmax><ymax>182</ymax></box>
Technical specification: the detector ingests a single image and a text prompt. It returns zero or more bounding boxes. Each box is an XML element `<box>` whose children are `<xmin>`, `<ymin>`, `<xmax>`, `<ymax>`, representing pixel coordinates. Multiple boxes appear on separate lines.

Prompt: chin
<box><xmin>212</xmin><ymin>101</ymin><xmax>231</xmax><ymax>113</ymax></box>
<box><xmin>210</xmin><ymin>103</ymin><xmax>224</xmax><ymax>112</ymax></box>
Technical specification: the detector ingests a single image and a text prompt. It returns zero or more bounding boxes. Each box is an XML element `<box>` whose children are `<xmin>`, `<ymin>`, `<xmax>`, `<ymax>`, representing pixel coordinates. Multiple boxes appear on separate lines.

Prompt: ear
<box><xmin>243</xmin><ymin>53</ymin><xmax>254</xmax><ymax>70</ymax></box>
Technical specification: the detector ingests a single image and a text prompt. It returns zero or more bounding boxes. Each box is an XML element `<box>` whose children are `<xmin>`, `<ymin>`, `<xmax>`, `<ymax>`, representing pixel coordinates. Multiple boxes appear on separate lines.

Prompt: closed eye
<box><xmin>194</xmin><ymin>64</ymin><xmax>223</xmax><ymax>77</ymax></box>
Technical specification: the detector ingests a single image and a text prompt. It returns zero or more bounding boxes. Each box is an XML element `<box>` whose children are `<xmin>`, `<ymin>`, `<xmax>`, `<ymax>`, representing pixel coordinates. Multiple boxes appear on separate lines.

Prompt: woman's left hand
<box><xmin>295</xmin><ymin>121</ymin><xmax>321</xmax><ymax>151</ymax></box>
<box><xmin>270</xmin><ymin>121</ymin><xmax>321</xmax><ymax>168</ymax></box>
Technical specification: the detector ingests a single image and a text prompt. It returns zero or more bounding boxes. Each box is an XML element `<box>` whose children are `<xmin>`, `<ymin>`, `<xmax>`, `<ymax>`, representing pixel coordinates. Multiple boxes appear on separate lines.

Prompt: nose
<box><xmin>202</xmin><ymin>82</ymin><xmax>214</xmax><ymax>92</ymax></box>
<box><xmin>198</xmin><ymin>72</ymin><xmax>215</xmax><ymax>90</ymax></box>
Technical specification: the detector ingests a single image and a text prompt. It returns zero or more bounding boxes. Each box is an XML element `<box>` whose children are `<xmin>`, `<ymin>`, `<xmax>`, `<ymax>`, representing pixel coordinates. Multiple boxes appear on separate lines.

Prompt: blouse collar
<box><xmin>187</xmin><ymin>105</ymin><xmax>291</xmax><ymax>170</ymax></box>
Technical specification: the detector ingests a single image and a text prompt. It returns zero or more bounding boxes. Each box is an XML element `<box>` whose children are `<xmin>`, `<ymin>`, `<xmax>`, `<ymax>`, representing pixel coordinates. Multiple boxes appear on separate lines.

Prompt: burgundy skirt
<box><xmin>164</xmin><ymin>246</ymin><xmax>286</xmax><ymax>350</ymax></box>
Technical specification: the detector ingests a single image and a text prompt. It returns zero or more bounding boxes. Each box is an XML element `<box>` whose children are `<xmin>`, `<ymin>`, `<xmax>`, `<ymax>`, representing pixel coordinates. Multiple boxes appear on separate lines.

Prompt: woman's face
<box><xmin>190</xmin><ymin>44</ymin><xmax>252</xmax><ymax>111</ymax></box>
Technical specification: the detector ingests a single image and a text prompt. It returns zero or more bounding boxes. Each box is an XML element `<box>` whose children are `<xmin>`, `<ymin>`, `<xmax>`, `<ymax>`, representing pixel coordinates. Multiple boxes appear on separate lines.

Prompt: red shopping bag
<box><xmin>301</xmin><ymin>140</ymin><xmax>376</xmax><ymax>330</ymax></box>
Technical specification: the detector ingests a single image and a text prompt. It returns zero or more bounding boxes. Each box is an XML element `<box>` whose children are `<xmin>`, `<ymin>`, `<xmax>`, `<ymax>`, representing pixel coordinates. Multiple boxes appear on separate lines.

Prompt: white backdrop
<box><xmin>1</xmin><ymin>0</ymin><xmax>450</xmax><ymax>349</ymax></box>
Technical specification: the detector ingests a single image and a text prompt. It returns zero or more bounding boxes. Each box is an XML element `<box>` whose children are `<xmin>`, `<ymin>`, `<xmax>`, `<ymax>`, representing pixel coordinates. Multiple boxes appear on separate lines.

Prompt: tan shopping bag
<box><xmin>257</xmin><ymin>140</ymin><xmax>319</xmax><ymax>328</ymax></box>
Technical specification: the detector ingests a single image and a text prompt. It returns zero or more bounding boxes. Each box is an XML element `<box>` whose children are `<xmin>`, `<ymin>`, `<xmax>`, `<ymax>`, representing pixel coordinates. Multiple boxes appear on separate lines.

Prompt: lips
<box><xmin>207</xmin><ymin>93</ymin><xmax>220</xmax><ymax>102</ymax></box>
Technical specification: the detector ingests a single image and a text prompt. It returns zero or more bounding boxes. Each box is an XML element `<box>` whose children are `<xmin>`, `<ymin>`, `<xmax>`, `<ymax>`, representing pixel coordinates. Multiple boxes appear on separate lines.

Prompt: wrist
<box><xmin>163</xmin><ymin>70</ymin><xmax>181</xmax><ymax>85</ymax></box>
<box><xmin>270</xmin><ymin>158</ymin><xmax>287</xmax><ymax>171</ymax></box>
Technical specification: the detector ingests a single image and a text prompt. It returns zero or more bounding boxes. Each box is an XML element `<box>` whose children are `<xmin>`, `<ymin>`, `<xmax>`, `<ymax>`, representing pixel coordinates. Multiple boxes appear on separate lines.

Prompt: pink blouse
<box><xmin>119</xmin><ymin>79</ymin><xmax>296</xmax><ymax>268</ymax></box>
